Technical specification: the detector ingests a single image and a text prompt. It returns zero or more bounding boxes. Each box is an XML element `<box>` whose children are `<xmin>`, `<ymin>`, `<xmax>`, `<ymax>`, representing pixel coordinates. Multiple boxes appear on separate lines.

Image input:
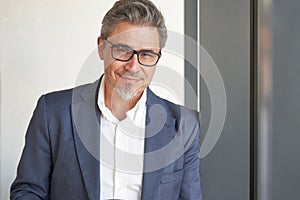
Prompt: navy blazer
<box><xmin>11</xmin><ymin>79</ymin><xmax>202</xmax><ymax>200</ymax></box>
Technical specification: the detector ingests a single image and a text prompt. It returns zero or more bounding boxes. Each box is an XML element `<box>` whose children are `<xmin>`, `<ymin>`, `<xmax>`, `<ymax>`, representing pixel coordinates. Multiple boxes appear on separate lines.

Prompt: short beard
<box><xmin>114</xmin><ymin>84</ymin><xmax>138</xmax><ymax>101</ymax></box>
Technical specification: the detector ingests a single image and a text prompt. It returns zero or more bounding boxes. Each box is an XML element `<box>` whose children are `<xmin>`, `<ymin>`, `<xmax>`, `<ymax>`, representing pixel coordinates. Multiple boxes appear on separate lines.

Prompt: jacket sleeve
<box><xmin>10</xmin><ymin>95</ymin><xmax>52</xmax><ymax>200</ymax></box>
<box><xmin>180</xmin><ymin>111</ymin><xmax>202</xmax><ymax>200</ymax></box>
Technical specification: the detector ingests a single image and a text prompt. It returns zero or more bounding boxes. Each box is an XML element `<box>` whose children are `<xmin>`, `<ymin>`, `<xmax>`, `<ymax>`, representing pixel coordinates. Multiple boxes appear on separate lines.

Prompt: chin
<box><xmin>115</xmin><ymin>89</ymin><xmax>136</xmax><ymax>101</ymax></box>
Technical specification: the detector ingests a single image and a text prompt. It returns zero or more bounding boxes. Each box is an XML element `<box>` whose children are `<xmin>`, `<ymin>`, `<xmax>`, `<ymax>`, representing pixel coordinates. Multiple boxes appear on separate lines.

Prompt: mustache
<box><xmin>120</xmin><ymin>71</ymin><xmax>144</xmax><ymax>79</ymax></box>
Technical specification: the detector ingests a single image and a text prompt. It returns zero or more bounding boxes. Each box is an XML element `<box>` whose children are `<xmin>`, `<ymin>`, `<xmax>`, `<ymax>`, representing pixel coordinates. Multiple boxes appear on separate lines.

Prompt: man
<box><xmin>10</xmin><ymin>0</ymin><xmax>202</xmax><ymax>199</ymax></box>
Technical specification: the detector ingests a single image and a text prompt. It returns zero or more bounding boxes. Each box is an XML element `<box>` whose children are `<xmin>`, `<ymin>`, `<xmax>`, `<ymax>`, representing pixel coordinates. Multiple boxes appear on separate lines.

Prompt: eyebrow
<box><xmin>114</xmin><ymin>43</ymin><xmax>132</xmax><ymax>49</ymax></box>
<box><xmin>122</xmin><ymin>45</ymin><xmax>158</xmax><ymax>51</ymax></box>
<box><xmin>110</xmin><ymin>40</ymin><xmax>160</xmax><ymax>52</ymax></box>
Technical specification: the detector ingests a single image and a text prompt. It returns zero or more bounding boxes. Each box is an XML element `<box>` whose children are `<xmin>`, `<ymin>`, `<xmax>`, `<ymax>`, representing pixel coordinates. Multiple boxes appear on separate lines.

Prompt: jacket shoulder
<box><xmin>147</xmin><ymin>88</ymin><xmax>199</xmax><ymax>122</ymax></box>
<box><xmin>36</xmin><ymin>81</ymin><xmax>98</xmax><ymax>114</ymax></box>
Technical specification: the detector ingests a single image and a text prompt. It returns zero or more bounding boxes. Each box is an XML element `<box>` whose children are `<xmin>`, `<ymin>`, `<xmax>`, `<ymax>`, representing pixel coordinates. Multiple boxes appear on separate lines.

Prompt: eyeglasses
<box><xmin>103</xmin><ymin>39</ymin><xmax>161</xmax><ymax>67</ymax></box>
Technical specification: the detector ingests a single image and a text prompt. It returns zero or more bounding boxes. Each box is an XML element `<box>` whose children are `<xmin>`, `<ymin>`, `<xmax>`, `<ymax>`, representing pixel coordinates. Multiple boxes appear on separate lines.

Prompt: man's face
<box><xmin>98</xmin><ymin>21</ymin><xmax>161</xmax><ymax>100</ymax></box>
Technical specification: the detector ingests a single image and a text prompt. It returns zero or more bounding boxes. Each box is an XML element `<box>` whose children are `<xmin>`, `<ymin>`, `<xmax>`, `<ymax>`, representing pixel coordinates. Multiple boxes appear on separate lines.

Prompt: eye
<box><xmin>140</xmin><ymin>51</ymin><xmax>156</xmax><ymax>58</ymax></box>
<box><xmin>114</xmin><ymin>45</ymin><xmax>132</xmax><ymax>53</ymax></box>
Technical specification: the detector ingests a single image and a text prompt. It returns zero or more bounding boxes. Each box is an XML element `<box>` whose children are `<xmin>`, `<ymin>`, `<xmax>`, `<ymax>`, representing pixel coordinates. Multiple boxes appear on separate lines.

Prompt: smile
<box><xmin>120</xmin><ymin>75</ymin><xmax>143</xmax><ymax>83</ymax></box>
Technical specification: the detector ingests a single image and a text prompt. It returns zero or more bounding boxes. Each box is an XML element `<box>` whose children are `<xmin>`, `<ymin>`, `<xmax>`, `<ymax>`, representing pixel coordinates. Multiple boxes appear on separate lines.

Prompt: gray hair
<box><xmin>100</xmin><ymin>0</ymin><xmax>168</xmax><ymax>48</ymax></box>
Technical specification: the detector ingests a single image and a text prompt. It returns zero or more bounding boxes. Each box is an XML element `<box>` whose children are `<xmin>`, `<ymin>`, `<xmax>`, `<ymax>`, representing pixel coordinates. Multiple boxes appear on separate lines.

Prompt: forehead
<box><xmin>107</xmin><ymin>21</ymin><xmax>160</xmax><ymax>49</ymax></box>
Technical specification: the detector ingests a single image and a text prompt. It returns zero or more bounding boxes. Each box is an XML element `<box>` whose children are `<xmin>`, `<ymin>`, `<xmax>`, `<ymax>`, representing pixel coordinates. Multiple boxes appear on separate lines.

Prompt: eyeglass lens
<box><xmin>106</xmin><ymin>40</ymin><xmax>160</xmax><ymax>66</ymax></box>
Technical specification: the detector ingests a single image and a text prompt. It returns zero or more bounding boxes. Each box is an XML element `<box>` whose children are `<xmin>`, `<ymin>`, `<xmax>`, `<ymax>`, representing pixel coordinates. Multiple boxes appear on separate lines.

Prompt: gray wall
<box><xmin>199</xmin><ymin>0</ymin><xmax>250</xmax><ymax>199</ymax></box>
<box><xmin>272</xmin><ymin>0</ymin><xmax>300</xmax><ymax>199</ymax></box>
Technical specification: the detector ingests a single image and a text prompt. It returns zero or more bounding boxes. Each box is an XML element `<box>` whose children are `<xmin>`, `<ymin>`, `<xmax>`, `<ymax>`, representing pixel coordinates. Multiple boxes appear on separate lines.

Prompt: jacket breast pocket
<box><xmin>160</xmin><ymin>169</ymin><xmax>184</xmax><ymax>184</ymax></box>
<box><xmin>159</xmin><ymin>169</ymin><xmax>184</xmax><ymax>200</ymax></box>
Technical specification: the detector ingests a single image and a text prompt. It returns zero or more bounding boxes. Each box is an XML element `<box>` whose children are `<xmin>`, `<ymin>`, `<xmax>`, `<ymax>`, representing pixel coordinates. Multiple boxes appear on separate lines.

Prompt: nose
<box><xmin>124</xmin><ymin>53</ymin><xmax>140</xmax><ymax>71</ymax></box>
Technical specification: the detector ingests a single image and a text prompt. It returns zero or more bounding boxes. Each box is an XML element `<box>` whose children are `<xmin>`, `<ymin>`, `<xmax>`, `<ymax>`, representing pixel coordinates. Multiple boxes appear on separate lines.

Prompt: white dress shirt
<box><xmin>98</xmin><ymin>78</ymin><xmax>146</xmax><ymax>200</ymax></box>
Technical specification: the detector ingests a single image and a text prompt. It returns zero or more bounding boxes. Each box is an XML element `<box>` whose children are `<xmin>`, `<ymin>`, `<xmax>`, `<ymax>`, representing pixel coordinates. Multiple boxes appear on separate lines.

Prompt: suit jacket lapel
<box><xmin>141</xmin><ymin>89</ymin><xmax>177</xmax><ymax>200</ymax></box>
<box><xmin>71</xmin><ymin>80</ymin><xmax>101</xmax><ymax>200</ymax></box>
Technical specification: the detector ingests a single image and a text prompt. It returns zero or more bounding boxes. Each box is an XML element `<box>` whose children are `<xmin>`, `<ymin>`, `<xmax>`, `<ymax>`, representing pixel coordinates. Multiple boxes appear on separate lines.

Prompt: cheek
<box><xmin>144</xmin><ymin>68</ymin><xmax>156</xmax><ymax>82</ymax></box>
<box><xmin>105</xmin><ymin>61</ymin><xmax>124</xmax><ymax>78</ymax></box>
<box><xmin>105</xmin><ymin>64</ymin><xmax>116</xmax><ymax>79</ymax></box>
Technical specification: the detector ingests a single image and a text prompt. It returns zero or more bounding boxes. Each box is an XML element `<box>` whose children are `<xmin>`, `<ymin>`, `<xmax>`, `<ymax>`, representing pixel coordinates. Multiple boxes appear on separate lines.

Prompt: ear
<box><xmin>97</xmin><ymin>37</ymin><xmax>105</xmax><ymax>60</ymax></box>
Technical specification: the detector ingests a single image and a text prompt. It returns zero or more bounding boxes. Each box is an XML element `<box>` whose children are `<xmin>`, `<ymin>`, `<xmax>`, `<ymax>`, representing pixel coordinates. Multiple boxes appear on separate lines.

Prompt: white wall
<box><xmin>0</xmin><ymin>0</ymin><xmax>184</xmax><ymax>199</ymax></box>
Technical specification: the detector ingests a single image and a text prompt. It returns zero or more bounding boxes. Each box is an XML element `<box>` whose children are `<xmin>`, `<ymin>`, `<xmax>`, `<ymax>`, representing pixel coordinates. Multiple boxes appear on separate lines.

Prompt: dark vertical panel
<box><xmin>184</xmin><ymin>0</ymin><xmax>198</xmax><ymax>110</ymax></box>
<box><xmin>250</xmin><ymin>0</ymin><xmax>258</xmax><ymax>199</ymax></box>
<box><xmin>199</xmin><ymin>0</ymin><xmax>250</xmax><ymax>199</ymax></box>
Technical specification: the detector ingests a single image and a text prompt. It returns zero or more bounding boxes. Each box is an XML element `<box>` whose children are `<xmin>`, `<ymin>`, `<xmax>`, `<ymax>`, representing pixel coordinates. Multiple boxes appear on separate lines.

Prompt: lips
<box><xmin>117</xmin><ymin>72</ymin><xmax>144</xmax><ymax>83</ymax></box>
<box><xmin>120</xmin><ymin>76</ymin><xmax>142</xmax><ymax>84</ymax></box>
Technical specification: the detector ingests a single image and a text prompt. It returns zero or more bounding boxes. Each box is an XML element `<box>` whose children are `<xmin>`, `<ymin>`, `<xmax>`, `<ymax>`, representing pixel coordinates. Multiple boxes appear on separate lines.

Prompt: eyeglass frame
<box><xmin>103</xmin><ymin>38</ymin><xmax>161</xmax><ymax>67</ymax></box>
